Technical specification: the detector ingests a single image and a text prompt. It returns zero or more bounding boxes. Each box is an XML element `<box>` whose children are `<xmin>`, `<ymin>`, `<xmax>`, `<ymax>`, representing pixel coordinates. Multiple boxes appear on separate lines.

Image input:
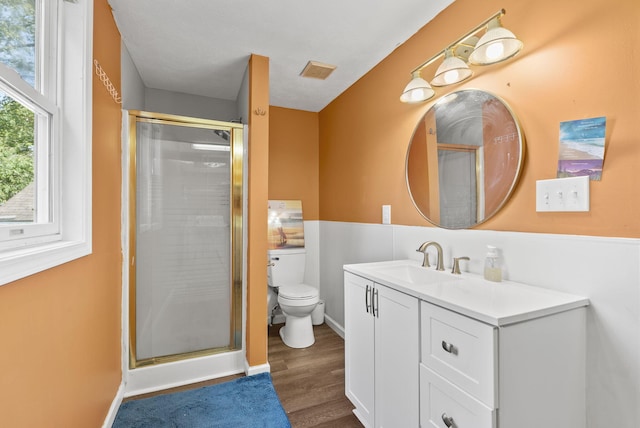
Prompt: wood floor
<box><xmin>125</xmin><ymin>323</ymin><xmax>362</xmax><ymax>428</ymax></box>
<box><xmin>268</xmin><ymin>323</ymin><xmax>363</xmax><ymax>427</ymax></box>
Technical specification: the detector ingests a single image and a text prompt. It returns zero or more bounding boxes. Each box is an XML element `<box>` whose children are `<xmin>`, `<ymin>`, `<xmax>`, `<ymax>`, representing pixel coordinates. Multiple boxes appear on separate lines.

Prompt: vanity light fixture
<box><xmin>399</xmin><ymin>9</ymin><xmax>522</xmax><ymax>103</ymax></box>
<box><xmin>400</xmin><ymin>70</ymin><xmax>435</xmax><ymax>104</ymax></box>
<box><xmin>468</xmin><ymin>16</ymin><xmax>523</xmax><ymax>65</ymax></box>
<box><xmin>431</xmin><ymin>48</ymin><xmax>473</xmax><ymax>87</ymax></box>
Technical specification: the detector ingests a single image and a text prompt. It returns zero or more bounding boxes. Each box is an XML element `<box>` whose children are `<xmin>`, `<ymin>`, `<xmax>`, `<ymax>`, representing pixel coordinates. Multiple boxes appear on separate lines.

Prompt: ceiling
<box><xmin>108</xmin><ymin>0</ymin><xmax>455</xmax><ymax>113</ymax></box>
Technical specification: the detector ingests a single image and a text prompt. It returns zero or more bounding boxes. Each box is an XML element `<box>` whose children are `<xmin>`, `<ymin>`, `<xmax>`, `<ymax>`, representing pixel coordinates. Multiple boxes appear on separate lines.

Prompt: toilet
<box><xmin>267</xmin><ymin>248</ymin><xmax>319</xmax><ymax>348</ymax></box>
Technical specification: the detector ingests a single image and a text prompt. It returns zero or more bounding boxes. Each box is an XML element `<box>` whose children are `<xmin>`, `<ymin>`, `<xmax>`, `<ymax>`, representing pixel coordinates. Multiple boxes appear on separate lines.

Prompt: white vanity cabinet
<box><xmin>344</xmin><ymin>259</ymin><xmax>589</xmax><ymax>428</ymax></box>
<box><xmin>344</xmin><ymin>271</ymin><xmax>419</xmax><ymax>428</ymax></box>
<box><xmin>421</xmin><ymin>300</ymin><xmax>587</xmax><ymax>428</ymax></box>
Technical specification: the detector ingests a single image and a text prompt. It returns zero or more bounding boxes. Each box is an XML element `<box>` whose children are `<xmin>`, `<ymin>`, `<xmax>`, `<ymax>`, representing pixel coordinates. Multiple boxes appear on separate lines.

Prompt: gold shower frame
<box><xmin>127</xmin><ymin>110</ymin><xmax>244</xmax><ymax>369</ymax></box>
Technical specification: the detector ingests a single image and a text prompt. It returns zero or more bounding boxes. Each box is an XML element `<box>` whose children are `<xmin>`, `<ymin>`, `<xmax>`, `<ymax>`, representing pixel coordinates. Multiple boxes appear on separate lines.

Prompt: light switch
<box><xmin>536</xmin><ymin>176</ymin><xmax>590</xmax><ymax>212</ymax></box>
<box><xmin>382</xmin><ymin>205</ymin><xmax>391</xmax><ymax>224</ymax></box>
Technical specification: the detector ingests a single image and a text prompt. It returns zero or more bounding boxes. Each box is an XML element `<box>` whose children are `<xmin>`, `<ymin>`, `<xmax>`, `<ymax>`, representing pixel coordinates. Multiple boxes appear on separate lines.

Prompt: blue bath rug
<box><xmin>112</xmin><ymin>373</ymin><xmax>291</xmax><ymax>428</ymax></box>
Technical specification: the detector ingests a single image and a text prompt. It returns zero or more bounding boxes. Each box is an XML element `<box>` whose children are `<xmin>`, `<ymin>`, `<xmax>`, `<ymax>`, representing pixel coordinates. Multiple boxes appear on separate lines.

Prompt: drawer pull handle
<box><xmin>441</xmin><ymin>340</ymin><xmax>457</xmax><ymax>355</ymax></box>
<box><xmin>441</xmin><ymin>413</ymin><xmax>456</xmax><ymax>427</ymax></box>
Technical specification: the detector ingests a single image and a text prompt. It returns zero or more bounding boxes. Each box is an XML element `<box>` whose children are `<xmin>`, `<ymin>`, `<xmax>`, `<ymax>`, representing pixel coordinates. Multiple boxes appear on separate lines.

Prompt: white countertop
<box><xmin>344</xmin><ymin>259</ymin><xmax>589</xmax><ymax>326</ymax></box>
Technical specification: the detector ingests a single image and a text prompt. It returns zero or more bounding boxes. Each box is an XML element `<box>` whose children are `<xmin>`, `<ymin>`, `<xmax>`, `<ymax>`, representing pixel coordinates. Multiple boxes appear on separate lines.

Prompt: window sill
<box><xmin>0</xmin><ymin>239</ymin><xmax>92</xmax><ymax>286</ymax></box>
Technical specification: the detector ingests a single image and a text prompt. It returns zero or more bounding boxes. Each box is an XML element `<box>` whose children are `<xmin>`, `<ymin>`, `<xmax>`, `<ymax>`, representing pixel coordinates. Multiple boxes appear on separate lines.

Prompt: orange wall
<box><xmin>269</xmin><ymin>107</ymin><xmax>320</xmax><ymax>220</ymax></box>
<box><xmin>246</xmin><ymin>54</ymin><xmax>270</xmax><ymax>367</ymax></box>
<box><xmin>0</xmin><ymin>1</ymin><xmax>123</xmax><ymax>427</ymax></box>
<box><xmin>319</xmin><ymin>0</ymin><xmax>640</xmax><ymax>238</ymax></box>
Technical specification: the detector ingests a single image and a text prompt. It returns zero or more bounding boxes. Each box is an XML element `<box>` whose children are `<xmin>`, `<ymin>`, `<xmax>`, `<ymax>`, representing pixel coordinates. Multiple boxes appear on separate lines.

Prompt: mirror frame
<box><xmin>405</xmin><ymin>89</ymin><xmax>525</xmax><ymax>229</ymax></box>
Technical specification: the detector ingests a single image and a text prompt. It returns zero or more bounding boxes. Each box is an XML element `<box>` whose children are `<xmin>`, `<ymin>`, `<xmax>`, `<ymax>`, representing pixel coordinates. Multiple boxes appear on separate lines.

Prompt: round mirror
<box><xmin>406</xmin><ymin>89</ymin><xmax>524</xmax><ymax>229</ymax></box>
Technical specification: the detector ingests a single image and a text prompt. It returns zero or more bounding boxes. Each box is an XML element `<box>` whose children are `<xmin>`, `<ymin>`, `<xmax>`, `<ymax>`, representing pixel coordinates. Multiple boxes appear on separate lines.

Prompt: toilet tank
<box><xmin>267</xmin><ymin>248</ymin><xmax>306</xmax><ymax>287</ymax></box>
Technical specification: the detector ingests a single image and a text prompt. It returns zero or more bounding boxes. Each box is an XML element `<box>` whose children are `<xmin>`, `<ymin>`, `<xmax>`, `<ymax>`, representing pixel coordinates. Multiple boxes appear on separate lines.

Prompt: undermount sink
<box><xmin>370</xmin><ymin>262</ymin><xmax>462</xmax><ymax>285</ymax></box>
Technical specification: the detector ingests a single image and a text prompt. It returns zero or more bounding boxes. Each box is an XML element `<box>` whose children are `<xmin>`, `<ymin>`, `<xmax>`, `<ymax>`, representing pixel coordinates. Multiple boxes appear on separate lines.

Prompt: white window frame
<box><xmin>0</xmin><ymin>0</ymin><xmax>93</xmax><ymax>286</ymax></box>
<box><xmin>0</xmin><ymin>64</ymin><xmax>59</xmax><ymax>245</ymax></box>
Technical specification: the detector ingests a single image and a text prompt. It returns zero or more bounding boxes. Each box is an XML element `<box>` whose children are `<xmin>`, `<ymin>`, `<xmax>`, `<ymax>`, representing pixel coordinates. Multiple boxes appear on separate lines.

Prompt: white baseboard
<box><xmin>324</xmin><ymin>314</ymin><xmax>344</xmax><ymax>339</ymax></box>
<box><xmin>245</xmin><ymin>361</ymin><xmax>271</xmax><ymax>376</ymax></box>
<box><xmin>102</xmin><ymin>382</ymin><xmax>125</xmax><ymax>428</ymax></box>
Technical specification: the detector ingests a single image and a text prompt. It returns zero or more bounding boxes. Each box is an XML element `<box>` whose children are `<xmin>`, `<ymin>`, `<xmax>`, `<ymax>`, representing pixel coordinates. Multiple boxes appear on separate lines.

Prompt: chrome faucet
<box><xmin>416</xmin><ymin>241</ymin><xmax>445</xmax><ymax>271</ymax></box>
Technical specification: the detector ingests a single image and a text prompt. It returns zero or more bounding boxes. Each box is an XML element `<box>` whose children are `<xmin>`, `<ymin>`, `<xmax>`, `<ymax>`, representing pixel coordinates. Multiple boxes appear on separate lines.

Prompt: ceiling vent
<box><xmin>300</xmin><ymin>61</ymin><xmax>337</xmax><ymax>80</ymax></box>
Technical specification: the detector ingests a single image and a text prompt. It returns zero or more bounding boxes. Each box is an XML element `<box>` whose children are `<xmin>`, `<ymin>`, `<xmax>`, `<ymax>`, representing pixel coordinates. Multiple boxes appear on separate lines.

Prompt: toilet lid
<box><xmin>278</xmin><ymin>284</ymin><xmax>318</xmax><ymax>300</ymax></box>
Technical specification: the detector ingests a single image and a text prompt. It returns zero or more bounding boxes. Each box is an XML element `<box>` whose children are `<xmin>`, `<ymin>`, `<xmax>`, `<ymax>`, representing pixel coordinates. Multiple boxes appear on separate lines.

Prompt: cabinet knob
<box><xmin>441</xmin><ymin>413</ymin><xmax>456</xmax><ymax>427</ymax></box>
<box><xmin>441</xmin><ymin>340</ymin><xmax>457</xmax><ymax>355</ymax></box>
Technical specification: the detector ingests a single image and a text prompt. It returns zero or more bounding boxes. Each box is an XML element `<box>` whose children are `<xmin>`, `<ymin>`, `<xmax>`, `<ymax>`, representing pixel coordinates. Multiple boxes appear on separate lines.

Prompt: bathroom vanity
<box><xmin>344</xmin><ymin>259</ymin><xmax>589</xmax><ymax>428</ymax></box>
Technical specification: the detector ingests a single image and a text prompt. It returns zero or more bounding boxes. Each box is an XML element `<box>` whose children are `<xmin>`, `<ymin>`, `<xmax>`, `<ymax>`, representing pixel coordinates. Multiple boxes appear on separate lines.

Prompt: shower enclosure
<box><xmin>127</xmin><ymin>111</ymin><xmax>244</xmax><ymax>371</ymax></box>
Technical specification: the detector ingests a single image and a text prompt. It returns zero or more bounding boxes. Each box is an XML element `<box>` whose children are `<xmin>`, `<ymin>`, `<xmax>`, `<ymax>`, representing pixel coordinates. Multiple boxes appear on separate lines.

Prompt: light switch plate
<box><xmin>382</xmin><ymin>205</ymin><xmax>391</xmax><ymax>224</ymax></box>
<box><xmin>536</xmin><ymin>176</ymin><xmax>590</xmax><ymax>212</ymax></box>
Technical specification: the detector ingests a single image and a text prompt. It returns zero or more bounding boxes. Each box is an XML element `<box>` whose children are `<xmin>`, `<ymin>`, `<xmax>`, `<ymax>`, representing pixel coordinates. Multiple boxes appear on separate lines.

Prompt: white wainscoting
<box><xmin>318</xmin><ymin>221</ymin><xmax>394</xmax><ymax>333</ymax></box>
<box><xmin>303</xmin><ymin>221</ymin><xmax>320</xmax><ymax>289</ymax></box>
<box><xmin>315</xmin><ymin>220</ymin><xmax>640</xmax><ymax>428</ymax></box>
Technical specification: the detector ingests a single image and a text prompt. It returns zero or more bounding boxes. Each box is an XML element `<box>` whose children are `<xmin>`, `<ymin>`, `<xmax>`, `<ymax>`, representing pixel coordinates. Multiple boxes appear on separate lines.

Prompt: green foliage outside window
<box><xmin>0</xmin><ymin>97</ymin><xmax>34</xmax><ymax>205</ymax></box>
<box><xmin>0</xmin><ymin>0</ymin><xmax>36</xmax><ymax>205</ymax></box>
<box><xmin>0</xmin><ymin>0</ymin><xmax>36</xmax><ymax>84</ymax></box>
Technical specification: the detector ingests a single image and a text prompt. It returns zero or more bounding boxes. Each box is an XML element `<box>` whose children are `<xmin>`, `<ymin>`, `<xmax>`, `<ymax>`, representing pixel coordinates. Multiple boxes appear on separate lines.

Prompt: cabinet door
<box><xmin>344</xmin><ymin>272</ymin><xmax>375</xmax><ymax>427</ymax></box>
<box><xmin>375</xmin><ymin>283</ymin><xmax>419</xmax><ymax>428</ymax></box>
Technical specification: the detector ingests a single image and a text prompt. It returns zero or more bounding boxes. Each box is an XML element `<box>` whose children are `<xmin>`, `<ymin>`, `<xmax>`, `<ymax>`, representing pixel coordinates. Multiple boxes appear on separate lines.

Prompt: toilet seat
<box><xmin>278</xmin><ymin>284</ymin><xmax>318</xmax><ymax>300</ymax></box>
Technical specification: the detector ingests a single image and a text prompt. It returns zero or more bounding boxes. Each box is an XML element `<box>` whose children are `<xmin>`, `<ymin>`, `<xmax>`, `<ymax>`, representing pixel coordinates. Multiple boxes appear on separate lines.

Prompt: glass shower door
<box><xmin>129</xmin><ymin>112</ymin><xmax>243</xmax><ymax>367</ymax></box>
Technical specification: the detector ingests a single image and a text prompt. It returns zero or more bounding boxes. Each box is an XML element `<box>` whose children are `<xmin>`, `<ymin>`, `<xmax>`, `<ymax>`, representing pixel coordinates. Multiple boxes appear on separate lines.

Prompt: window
<box><xmin>0</xmin><ymin>0</ymin><xmax>92</xmax><ymax>285</ymax></box>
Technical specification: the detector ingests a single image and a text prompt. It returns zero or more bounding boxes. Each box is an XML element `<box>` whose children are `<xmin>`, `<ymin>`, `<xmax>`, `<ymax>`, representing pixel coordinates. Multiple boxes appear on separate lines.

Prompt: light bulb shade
<box><xmin>431</xmin><ymin>55</ymin><xmax>473</xmax><ymax>87</ymax></box>
<box><xmin>400</xmin><ymin>74</ymin><xmax>435</xmax><ymax>103</ymax></box>
<box><xmin>469</xmin><ymin>25</ymin><xmax>523</xmax><ymax>65</ymax></box>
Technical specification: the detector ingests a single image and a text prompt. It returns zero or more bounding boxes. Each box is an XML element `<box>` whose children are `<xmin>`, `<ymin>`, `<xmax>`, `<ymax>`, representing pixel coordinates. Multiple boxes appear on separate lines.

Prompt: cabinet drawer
<box><xmin>421</xmin><ymin>301</ymin><xmax>497</xmax><ymax>407</ymax></box>
<box><xmin>420</xmin><ymin>364</ymin><xmax>495</xmax><ymax>428</ymax></box>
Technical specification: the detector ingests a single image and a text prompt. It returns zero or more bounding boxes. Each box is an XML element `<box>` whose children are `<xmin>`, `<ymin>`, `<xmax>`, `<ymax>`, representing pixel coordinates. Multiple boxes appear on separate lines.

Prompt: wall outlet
<box><xmin>382</xmin><ymin>205</ymin><xmax>391</xmax><ymax>224</ymax></box>
<box><xmin>536</xmin><ymin>176</ymin><xmax>590</xmax><ymax>212</ymax></box>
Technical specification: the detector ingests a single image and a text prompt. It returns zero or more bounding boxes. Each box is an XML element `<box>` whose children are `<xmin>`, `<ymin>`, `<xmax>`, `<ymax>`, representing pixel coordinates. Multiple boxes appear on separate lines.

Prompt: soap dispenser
<box><xmin>484</xmin><ymin>245</ymin><xmax>502</xmax><ymax>282</ymax></box>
